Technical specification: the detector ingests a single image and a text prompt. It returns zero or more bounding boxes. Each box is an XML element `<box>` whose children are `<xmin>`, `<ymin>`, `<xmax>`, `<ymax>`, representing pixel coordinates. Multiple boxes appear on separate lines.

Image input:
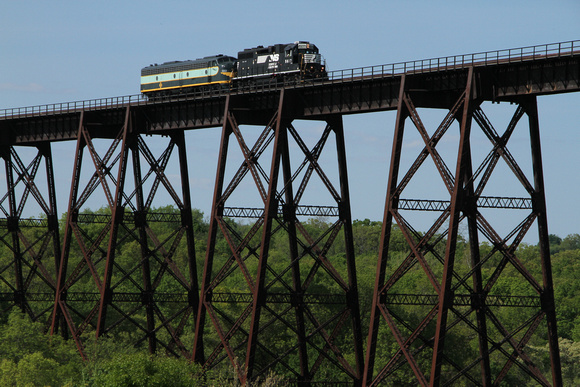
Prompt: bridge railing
<box><xmin>325</xmin><ymin>40</ymin><xmax>578</xmax><ymax>82</ymax></box>
<box><xmin>0</xmin><ymin>94</ymin><xmax>150</xmax><ymax>119</ymax></box>
<box><xmin>1</xmin><ymin>40</ymin><xmax>577</xmax><ymax>120</ymax></box>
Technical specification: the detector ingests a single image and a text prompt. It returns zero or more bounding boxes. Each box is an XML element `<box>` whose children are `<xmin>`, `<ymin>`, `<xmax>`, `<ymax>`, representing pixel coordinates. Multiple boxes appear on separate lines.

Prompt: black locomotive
<box><xmin>140</xmin><ymin>41</ymin><xmax>325</xmax><ymax>96</ymax></box>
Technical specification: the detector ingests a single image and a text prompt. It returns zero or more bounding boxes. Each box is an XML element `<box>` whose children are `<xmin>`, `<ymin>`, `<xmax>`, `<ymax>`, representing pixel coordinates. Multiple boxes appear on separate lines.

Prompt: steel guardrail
<box><xmin>1</xmin><ymin>40</ymin><xmax>577</xmax><ymax>120</ymax></box>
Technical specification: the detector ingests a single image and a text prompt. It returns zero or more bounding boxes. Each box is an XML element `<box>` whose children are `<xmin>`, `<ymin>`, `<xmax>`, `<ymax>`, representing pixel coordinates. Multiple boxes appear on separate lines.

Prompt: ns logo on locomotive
<box><xmin>140</xmin><ymin>41</ymin><xmax>326</xmax><ymax>96</ymax></box>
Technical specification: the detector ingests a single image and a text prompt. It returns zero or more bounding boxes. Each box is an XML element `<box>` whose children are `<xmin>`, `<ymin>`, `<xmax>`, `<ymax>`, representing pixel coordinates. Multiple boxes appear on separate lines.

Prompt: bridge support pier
<box><xmin>0</xmin><ymin>142</ymin><xmax>61</xmax><ymax>323</ymax></box>
<box><xmin>50</xmin><ymin>106</ymin><xmax>199</xmax><ymax>358</ymax></box>
<box><xmin>363</xmin><ymin>70</ymin><xmax>562</xmax><ymax>386</ymax></box>
<box><xmin>193</xmin><ymin>90</ymin><xmax>364</xmax><ymax>385</ymax></box>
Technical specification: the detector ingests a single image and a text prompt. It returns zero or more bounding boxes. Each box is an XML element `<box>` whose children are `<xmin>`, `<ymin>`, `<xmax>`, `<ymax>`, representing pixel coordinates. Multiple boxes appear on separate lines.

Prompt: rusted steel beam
<box><xmin>193</xmin><ymin>94</ymin><xmax>234</xmax><ymax>367</ymax></box>
<box><xmin>244</xmin><ymin>90</ymin><xmax>287</xmax><ymax>384</ymax></box>
<box><xmin>96</xmin><ymin>106</ymin><xmax>131</xmax><ymax>338</ymax></box>
<box><xmin>430</xmin><ymin>67</ymin><xmax>476</xmax><ymax>386</ymax></box>
<box><xmin>51</xmin><ymin>111</ymin><xmax>89</xmax><ymax>355</ymax></box>
<box><xmin>279</xmin><ymin>98</ymin><xmax>310</xmax><ymax>383</ymax></box>
<box><xmin>523</xmin><ymin>96</ymin><xmax>563</xmax><ymax>387</ymax></box>
<box><xmin>363</xmin><ymin>74</ymin><xmax>409</xmax><ymax>386</ymax></box>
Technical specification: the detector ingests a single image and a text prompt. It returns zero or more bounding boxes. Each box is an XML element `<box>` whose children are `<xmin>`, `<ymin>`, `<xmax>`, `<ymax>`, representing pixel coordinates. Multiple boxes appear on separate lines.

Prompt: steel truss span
<box><xmin>362</xmin><ymin>70</ymin><xmax>563</xmax><ymax>387</ymax></box>
<box><xmin>192</xmin><ymin>91</ymin><xmax>364</xmax><ymax>385</ymax></box>
<box><xmin>1</xmin><ymin>40</ymin><xmax>578</xmax><ymax>386</ymax></box>
<box><xmin>45</xmin><ymin>108</ymin><xmax>200</xmax><ymax>358</ymax></box>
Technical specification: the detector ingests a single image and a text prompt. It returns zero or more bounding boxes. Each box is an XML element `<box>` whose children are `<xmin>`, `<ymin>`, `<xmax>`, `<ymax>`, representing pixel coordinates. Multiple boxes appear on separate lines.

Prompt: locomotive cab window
<box><xmin>298</xmin><ymin>48</ymin><xmax>317</xmax><ymax>54</ymax></box>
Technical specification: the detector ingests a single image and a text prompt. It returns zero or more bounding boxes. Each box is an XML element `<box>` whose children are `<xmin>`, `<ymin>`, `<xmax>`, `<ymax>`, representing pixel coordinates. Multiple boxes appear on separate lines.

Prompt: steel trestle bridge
<box><xmin>1</xmin><ymin>40</ymin><xmax>579</xmax><ymax>386</ymax></box>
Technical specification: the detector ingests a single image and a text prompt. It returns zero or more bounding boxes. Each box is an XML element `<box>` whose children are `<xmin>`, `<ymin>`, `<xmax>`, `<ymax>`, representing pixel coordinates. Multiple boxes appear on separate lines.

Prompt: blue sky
<box><xmin>1</xmin><ymin>1</ymin><xmax>579</xmax><ymax>242</ymax></box>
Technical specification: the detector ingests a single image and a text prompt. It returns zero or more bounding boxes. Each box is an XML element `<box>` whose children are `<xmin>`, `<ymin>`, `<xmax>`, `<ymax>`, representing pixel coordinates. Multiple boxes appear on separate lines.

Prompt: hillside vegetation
<box><xmin>0</xmin><ymin>208</ymin><xmax>578</xmax><ymax>386</ymax></box>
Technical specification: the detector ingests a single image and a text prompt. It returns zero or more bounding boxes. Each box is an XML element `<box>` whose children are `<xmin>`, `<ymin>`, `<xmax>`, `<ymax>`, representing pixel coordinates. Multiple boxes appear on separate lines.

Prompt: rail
<box><xmin>1</xmin><ymin>40</ymin><xmax>577</xmax><ymax>120</ymax></box>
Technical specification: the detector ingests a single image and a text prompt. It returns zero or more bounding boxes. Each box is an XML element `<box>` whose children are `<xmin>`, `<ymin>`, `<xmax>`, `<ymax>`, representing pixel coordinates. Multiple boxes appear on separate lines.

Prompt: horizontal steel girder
<box><xmin>1</xmin><ymin>41</ymin><xmax>578</xmax><ymax>145</ymax></box>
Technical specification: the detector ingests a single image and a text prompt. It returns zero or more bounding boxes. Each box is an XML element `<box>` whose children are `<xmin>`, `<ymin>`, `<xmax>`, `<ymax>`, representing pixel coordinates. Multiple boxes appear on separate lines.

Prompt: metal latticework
<box><xmin>50</xmin><ymin>106</ymin><xmax>199</xmax><ymax>358</ymax></box>
<box><xmin>193</xmin><ymin>91</ymin><xmax>364</xmax><ymax>385</ymax></box>
<box><xmin>363</xmin><ymin>71</ymin><xmax>562</xmax><ymax>386</ymax></box>
<box><xmin>0</xmin><ymin>40</ymin><xmax>575</xmax><ymax>386</ymax></box>
<box><xmin>0</xmin><ymin>143</ymin><xmax>61</xmax><ymax>325</ymax></box>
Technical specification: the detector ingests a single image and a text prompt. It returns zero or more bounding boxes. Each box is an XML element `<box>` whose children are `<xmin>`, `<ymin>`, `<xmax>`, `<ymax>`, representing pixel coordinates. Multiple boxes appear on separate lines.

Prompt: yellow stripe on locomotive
<box><xmin>141</xmin><ymin>55</ymin><xmax>236</xmax><ymax>94</ymax></box>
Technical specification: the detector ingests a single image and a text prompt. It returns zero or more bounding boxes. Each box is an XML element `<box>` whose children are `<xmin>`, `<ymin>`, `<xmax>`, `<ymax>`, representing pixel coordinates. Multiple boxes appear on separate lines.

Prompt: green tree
<box><xmin>89</xmin><ymin>352</ymin><xmax>203</xmax><ymax>387</ymax></box>
<box><xmin>0</xmin><ymin>310</ymin><xmax>81</xmax><ymax>386</ymax></box>
<box><xmin>560</xmin><ymin>233</ymin><xmax>580</xmax><ymax>251</ymax></box>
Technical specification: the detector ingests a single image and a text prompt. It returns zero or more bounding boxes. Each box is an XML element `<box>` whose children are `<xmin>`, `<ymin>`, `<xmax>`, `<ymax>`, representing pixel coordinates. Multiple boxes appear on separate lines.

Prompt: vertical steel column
<box><xmin>1</xmin><ymin>145</ymin><xmax>24</xmax><ymax>312</ymax></box>
<box><xmin>331</xmin><ymin>114</ymin><xmax>364</xmax><ymax>383</ymax></box>
<box><xmin>279</xmin><ymin>103</ymin><xmax>310</xmax><ymax>383</ymax></box>
<box><xmin>96</xmin><ymin>106</ymin><xmax>131</xmax><ymax>337</ymax></box>
<box><xmin>462</xmin><ymin>140</ymin><xmax>492</xmax><ymax>387</ymax></box>
<box><xmin>130</xmin><ymin>131</ymin><xmax>157</xmax><ymax>353</ymax></box>
<box><xmin>39</xmin><ymin>142</ymin><xmax>64</xmax><ymax>331</ymax></box>
<box><xmin>524</xmin><ymin>96</ymin><xmax>563</xmax><ymax>387</ymax></box>
<box><xmin>192</xmin><ymin>94</ymin><xmax>233</xmax><ymax>366</ymax></box>
<box><xmin>51</xmin><ymin>111</ymin><xmax>88</xmax><ymax>353</ymax></box>
<box><xmin>245</xmin><ymin>90</ymin><xmax>287</xmax><ymax>384</ymax></box>
<box><xmin>174</xmin><ymin>129</ymin><xmax>200</xmax><ymax>345</ymax></box>
<box><xmin>430</xmin><ymin>67</ymin><xmax>475</xmax><ymax>386</ymax></box>
<box><xmin>363</xmin><ymin>75</ymin><xmax>408</xmax><ymax>386</ymax></box>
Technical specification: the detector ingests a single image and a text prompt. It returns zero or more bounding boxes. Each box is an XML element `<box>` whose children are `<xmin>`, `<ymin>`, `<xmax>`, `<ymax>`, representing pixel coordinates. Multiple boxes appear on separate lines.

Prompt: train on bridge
<box><xmin>140</xmin><ymin>41</ymin><xmax>326</xmax><ymax>96</ymax></box>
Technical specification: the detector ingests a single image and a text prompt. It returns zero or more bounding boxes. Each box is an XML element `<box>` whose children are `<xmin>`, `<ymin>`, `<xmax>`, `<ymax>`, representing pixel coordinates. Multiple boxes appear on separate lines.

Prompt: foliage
<box><xmin>87</xmin><ymin>352</ymin><xmax>203</xmax><ymax>387</ymax></box>
<box><xmin>0</xmin><ymin>207</ymin><xmax>579</xmax><ymax>385</ymax></box>
<box><xmin>0</xmin><ymin>310</ymin><xmax>82</xmax><ymax>386</ymax></box>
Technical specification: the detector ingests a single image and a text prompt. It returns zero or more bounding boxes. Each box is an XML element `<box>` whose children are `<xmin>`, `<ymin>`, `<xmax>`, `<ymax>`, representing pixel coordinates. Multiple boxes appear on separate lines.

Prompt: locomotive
<box><xmin>140</xmin><ymin>41</ymin><xmax>325</xmax><ymax>96</ymax></box>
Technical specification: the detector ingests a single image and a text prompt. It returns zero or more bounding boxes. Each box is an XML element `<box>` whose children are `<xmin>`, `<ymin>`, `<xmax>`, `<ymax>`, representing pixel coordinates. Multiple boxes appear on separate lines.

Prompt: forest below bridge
<box><xmin>0</xmin><ymin>206</ymin><xmax>579</xmax><ymax>386</ymax></box>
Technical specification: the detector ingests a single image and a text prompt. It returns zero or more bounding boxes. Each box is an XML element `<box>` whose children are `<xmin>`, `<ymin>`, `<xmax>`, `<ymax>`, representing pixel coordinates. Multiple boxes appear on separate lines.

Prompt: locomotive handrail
<box><xmin>1</xmin><ymin>40</ymin><xmax>577</xmax><ymax>120</ymax></box>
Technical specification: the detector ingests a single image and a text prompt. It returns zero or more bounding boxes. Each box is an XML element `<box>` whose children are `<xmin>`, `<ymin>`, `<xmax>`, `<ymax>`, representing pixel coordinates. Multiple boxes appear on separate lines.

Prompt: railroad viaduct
<box><xmin>1</xmin><ymin>41</ymin><xmax>579</xmax><ymax>386</ymax></box>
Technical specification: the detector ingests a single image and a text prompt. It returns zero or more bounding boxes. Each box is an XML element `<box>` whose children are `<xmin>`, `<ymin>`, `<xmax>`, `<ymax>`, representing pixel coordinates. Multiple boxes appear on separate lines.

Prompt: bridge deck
<box><xmin>1</xmin><ymin>40</ymin><xmax>579</xmax><ymax>145</ymax></box>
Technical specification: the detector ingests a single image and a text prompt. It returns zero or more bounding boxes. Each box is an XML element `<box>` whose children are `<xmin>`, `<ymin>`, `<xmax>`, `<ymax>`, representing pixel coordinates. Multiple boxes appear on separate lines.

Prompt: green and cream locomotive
<box><xmin>140</xmin><ymin>54</ymin><xmax>236</xmax><ymax>95</ymax></box>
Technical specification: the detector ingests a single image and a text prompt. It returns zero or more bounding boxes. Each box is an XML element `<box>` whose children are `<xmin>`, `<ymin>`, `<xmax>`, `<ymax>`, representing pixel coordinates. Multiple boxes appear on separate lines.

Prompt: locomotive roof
<box><xmin>141</xmin><ymin>54</ymin><xmax>235</xmax><ymax>74</ymax></box>
<box><xmin>237</xmin><ymin>41</ymin><xmax>318</xmax><ymax>55</ymax></box>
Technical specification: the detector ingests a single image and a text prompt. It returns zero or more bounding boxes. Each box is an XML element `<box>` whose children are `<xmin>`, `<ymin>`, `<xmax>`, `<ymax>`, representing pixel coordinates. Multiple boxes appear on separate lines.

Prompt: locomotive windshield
<box><xmin>217</xmin><ymin>56</ymin><xmax>234</xmax><ymax>64</ymax></box>
<box><xmin>297</xmin><ymin>42</ymin><xmax>318</xmax><ymax>53</ymax></box>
